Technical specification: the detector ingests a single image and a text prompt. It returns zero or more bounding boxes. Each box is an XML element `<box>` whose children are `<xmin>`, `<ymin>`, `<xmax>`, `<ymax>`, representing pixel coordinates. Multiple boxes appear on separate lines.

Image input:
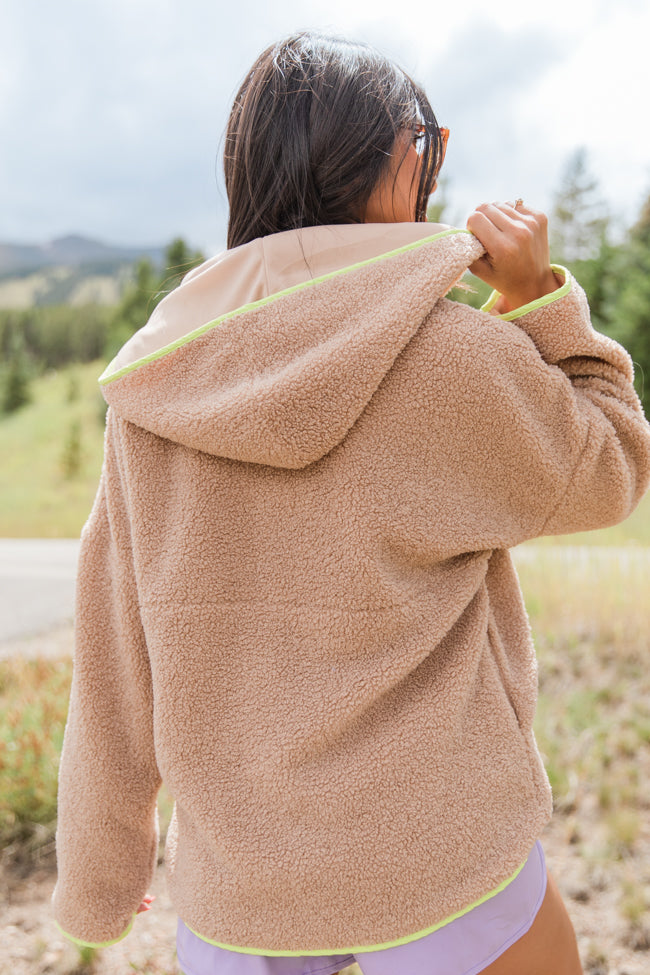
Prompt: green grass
<box><xmin>0</xmin><ymin>362</ymin><xmax>107</xmax><ymax>537</ymax></box>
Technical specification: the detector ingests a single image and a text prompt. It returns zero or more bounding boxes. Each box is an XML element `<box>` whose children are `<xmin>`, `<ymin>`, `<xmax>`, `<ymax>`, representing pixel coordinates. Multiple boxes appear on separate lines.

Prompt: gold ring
<box><xmin>514</xmin><ymin>198</ymin><xmax>524</xmax><ymax>209</ymax></box>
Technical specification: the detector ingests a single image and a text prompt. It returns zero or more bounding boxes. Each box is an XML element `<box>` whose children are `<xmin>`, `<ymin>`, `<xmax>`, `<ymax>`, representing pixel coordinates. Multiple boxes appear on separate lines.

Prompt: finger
<box><xmin>473</xmin><ymin>202</ymin><xmax>526</xmax><ymax>233</ymax></box>
<box><xmin>467</xmin><ymin>208</ymin><xmax>514</xmax><ymax>250</ymax></box>
<box><xmin>509</xmin><ymin>200</ymin><xmax>548</xmax><ymax>225</ymax></box>
<box><xmin>488</xmin><ymin>201</ymin><xmax>532</xmax><ymax>226</ymax></box>
<box><xmin>519</xmin><ymin>203</ymin><xmax>549</xmax><ymax>230</ymax></box>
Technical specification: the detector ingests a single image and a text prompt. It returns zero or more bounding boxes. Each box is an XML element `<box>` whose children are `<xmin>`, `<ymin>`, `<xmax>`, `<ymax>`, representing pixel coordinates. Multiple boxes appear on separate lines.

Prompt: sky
<box><xmin>1</xmin><ymin>0</ymin><xmax>649</xmax><ymax>254</ymax></box>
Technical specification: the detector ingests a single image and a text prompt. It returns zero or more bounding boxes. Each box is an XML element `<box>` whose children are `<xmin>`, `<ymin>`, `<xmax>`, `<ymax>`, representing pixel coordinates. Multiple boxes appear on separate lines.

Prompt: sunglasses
<box><xmin>412</xmin><ymin>125</ymin><xmax>450</xmax><ymax>164</ymax></box>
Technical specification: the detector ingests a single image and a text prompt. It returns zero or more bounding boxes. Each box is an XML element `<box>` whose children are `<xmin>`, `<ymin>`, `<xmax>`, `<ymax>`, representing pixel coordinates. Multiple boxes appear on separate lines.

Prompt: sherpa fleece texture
<box><xmin>53</xmin><ymin>223</ymin><xmax>650</xmax><ymax>953</ymax></box>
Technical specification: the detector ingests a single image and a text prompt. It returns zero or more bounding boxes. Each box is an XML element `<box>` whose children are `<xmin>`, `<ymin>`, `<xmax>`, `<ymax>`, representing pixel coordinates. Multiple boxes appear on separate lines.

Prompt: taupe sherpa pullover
<box><xmin>53</xmin><ymin>223</ymin><xmax>650</xmax><ymax>953</ymax></box>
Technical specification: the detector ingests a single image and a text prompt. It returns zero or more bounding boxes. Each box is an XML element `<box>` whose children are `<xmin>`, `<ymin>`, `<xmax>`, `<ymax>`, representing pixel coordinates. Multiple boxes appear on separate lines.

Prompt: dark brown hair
<box><xmin>224</xmin><ymin>32</ymin><xmax>444</xmax><ymax>248</ymax></box>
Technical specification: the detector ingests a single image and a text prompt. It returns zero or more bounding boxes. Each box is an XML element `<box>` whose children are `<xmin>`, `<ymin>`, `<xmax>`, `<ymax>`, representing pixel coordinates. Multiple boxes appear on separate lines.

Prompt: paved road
<box><xmin>0</xmin><ymin>539</ymin><xmax>647</xmax><ymax>655</ymax></box>
<box><xmin>0</xmin><ymin>538</ymin><xmax>80</xmax><ymax>642</ymax></box>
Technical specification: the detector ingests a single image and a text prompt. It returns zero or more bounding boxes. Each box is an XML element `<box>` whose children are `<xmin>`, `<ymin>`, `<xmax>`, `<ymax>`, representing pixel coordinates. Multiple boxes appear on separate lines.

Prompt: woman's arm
<box><xmin>52</xmin><ymin>410</ymin><xmax>162</xmax><ymax>948</ymax></box>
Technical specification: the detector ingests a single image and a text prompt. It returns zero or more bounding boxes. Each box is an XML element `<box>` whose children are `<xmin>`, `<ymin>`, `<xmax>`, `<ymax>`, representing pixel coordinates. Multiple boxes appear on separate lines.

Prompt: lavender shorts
<box><xmin>177</xmin><ymin>840</ymin><xmax>547</xmax><ymax>975</ymax></box>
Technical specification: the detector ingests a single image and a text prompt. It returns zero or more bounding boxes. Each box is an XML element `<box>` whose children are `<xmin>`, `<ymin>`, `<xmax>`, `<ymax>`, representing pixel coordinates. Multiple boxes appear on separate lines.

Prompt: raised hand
<box><xmin>467</xmin><ymin>201</ymin><xmax>561</xmax><ymax>313</ymax></box>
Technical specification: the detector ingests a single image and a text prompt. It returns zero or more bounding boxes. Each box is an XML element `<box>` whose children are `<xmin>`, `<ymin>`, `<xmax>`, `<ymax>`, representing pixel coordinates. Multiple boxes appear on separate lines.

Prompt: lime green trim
<box><xmin>99</xmin><ymin>228</ymin><xmax>475</xmax><ymax>386</ymax></box>
<box><xmin>54</xmin><ymin>914</ymin><xmax>135</xmax><ymax>949</ymax></box>
<box><xmin>480</xmin><ymin>265</ymin><xmax>571</xmax><ymax>321</ymax></box>
<box><xmin>184</xmin><ymin>856</ymin><xmax>527</xmax><ymax>956</ymax></box>
<box><xmin>481</xmin><ymin>288</ymin><xmax>501</xmax><ymax>314</ymax></box>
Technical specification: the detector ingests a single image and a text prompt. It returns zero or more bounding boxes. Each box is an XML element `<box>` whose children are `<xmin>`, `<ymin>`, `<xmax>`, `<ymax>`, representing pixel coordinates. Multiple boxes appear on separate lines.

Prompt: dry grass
<box><xmin>513</xmin><ymin>544</ymin><xmax>649</xmax><ymax>832</ymax></box>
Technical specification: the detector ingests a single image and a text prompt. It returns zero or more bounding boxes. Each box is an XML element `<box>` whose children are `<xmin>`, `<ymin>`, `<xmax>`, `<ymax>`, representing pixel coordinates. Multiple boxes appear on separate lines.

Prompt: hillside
<box><xmin>0</xmin><ymin>234</ymin><xmax>164</xmax><ymax>275</ymax></box>
<box><xmin>0</xmin><ymin>264</ymin><xmax>129</xmax><ymax>308</ymax></box>
<box><xmin>0</xmin><ymin>235</ymin><xmax>166</xmax><ymax>309</ymax></box>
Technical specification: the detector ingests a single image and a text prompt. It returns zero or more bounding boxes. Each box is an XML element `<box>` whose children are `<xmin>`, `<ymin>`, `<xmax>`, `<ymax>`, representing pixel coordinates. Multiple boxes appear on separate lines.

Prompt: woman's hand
<box><xmin>136</xmin><ymin>894</ymin><xmax>156</xmax><ymax>914</ymax></box>
<box><xmin>466</xmin><ymin>201</ymin><xmax>562</xmax><ymax>313</ymax></box>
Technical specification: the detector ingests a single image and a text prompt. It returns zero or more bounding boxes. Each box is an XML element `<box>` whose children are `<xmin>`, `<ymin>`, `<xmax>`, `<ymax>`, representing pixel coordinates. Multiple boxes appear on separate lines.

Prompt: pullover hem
<box><xmin>182</xmin><ymin>854</ymin><xmax>528</xmax><ymax>956</ymax></box>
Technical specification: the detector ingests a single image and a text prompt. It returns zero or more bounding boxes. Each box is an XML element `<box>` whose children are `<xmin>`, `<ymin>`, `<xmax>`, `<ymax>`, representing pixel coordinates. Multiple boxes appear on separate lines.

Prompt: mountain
<box><xmin>0</xmin><ymin>235</ymin><xmax>169</xmax><ymax>309</ymax></box>
<box><xmin>0</xmin><ymin>234</ymin><xmax>165</xmax><ymax>277</ymax></box>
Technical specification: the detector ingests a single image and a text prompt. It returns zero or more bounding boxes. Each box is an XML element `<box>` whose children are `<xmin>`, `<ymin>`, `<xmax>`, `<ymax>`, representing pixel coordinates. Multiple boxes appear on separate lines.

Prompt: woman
<box><xmin>53</xmin><ymin>31</ymin><xmax>650</xmax><ymax>975</ymax></box>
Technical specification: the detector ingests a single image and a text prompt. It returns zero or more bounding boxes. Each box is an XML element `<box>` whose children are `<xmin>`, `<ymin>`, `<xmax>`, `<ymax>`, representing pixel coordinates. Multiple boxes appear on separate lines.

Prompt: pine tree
<box><xmin>104</xmin><ymin>239</ymin><xmax>205</xmax><ymax>361</ymax></box>
<box><xmin>160</xmin><ymin>237</ymin><xmax>205</xmax><ymax>294</ymax></box>
<box><xmin>2</xmin><ymin>329</ymin><xmax>33</xmax><ymax>414</ymax></box>
<box><xmin>60</xmin><ymin>420</ymin><xmax>84</xmax><ymax>480</ymax></box>
<box><xmin>104</xmin><ymin>257</ymin><xmax>161</xmax><ymax>361</ymax></box>
<box><xmin>602</xmin><ymin>191</ymin><xmax>650</xmax><ymax>418</ymax></box>
<box><xmin>550</xmin><ymin>148</ymin><xmax>609</xmax><ymax>264</ymax></box>
<box><xmin>66</xmin><ymin>370</ymin><xmax>81</xmax><ymax>404</ymax></box>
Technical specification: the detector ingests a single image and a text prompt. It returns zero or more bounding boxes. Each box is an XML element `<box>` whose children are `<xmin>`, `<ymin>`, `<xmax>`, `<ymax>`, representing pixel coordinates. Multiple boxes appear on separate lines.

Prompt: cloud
<box><xmin>411</xmin><ymin>19</ymin><xmax>567</xmax><ymax>217</ymax></box>
<box><xmin>1</xmin><ymin>2</ymin><xmax>647</xmax><ymax>248</ymax></box>
<box><xmin>0</xmin><ymin>1</ymin><xmax>301</xmax><ymax>247</ymax></box>
<box><xmin>3</xmin><ymin>2</ymin><xmax>390</xmax><ymax>247</ymax></box>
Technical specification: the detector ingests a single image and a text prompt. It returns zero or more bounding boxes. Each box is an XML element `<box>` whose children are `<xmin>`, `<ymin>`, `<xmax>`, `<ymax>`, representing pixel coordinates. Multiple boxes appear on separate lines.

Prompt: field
<box><xmin>0</xmin><ymin>362</ymin><xmax>107</xmax><ymax>538</ymax></box>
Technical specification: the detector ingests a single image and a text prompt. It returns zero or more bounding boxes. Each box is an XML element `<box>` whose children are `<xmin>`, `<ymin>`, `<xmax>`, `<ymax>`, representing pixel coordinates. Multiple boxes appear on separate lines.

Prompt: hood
<box><xmin>100</xmin><ymin>223</ymin><xmax>484</xmax><ymax>469</ymax></box>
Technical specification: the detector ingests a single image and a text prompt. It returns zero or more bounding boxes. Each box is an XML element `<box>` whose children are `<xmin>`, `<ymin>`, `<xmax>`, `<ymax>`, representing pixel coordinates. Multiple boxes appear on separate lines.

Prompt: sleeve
<box><xmin>485</xmin><ymin>266</ymin><xmax>650</xmax><ymax>538</ymax></box>
<box><xmin>416</xmin><ymin>266</ymin><xmax>650</xmax><ymax>551</ymax></box>
<box><xmin>52</xmin><ymin>411</ymin><xmax>162</xmax><ymax>947</ymax></box>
